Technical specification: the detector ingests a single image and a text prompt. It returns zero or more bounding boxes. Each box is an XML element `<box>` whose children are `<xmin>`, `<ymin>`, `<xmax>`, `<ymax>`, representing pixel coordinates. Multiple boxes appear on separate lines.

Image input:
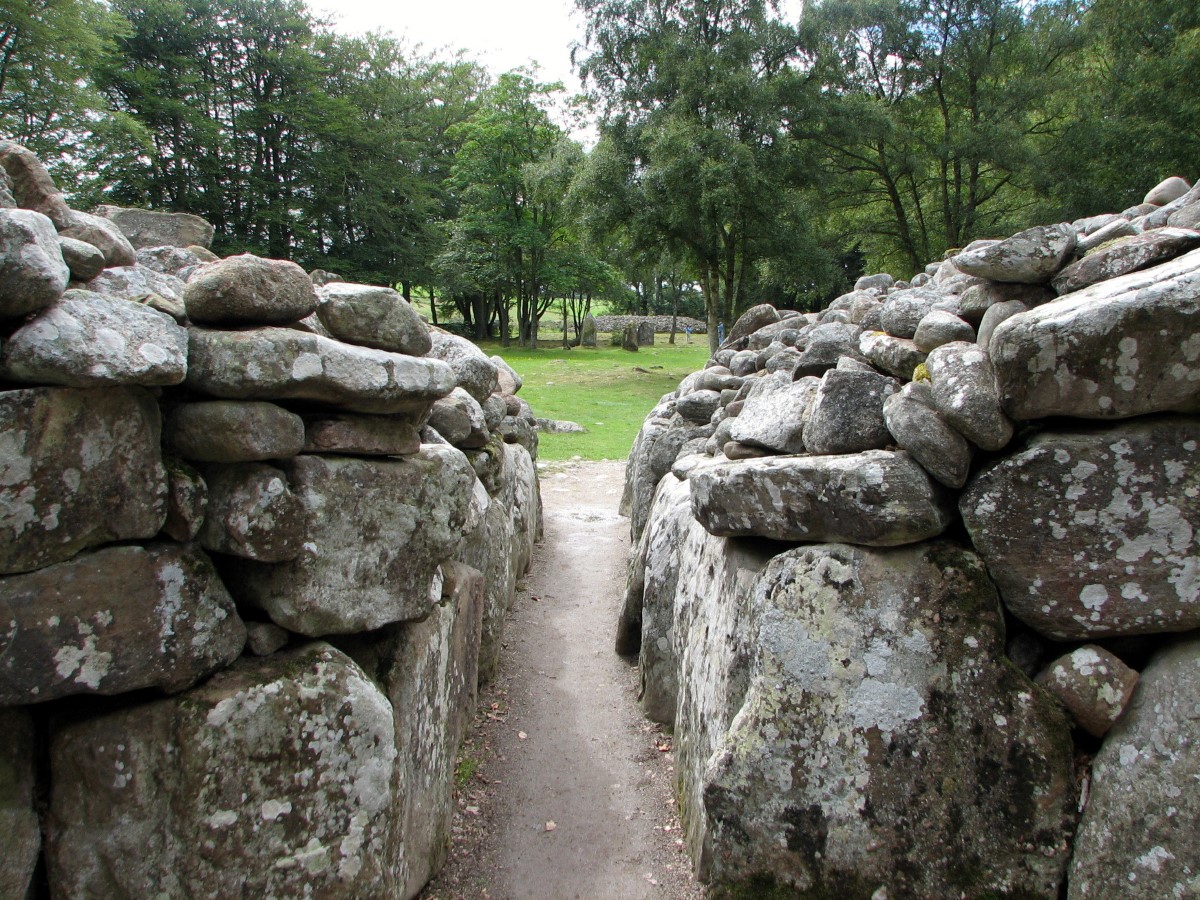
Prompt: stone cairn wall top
<box><xmin>621</xmin><ymin>174</ymin><xmax>1200</xmax><ymax>898</ymax></box>
<box><xmin>0</xmin><ymin>142</ymin><xmax>542</xmax><ymax>899</ymax></box>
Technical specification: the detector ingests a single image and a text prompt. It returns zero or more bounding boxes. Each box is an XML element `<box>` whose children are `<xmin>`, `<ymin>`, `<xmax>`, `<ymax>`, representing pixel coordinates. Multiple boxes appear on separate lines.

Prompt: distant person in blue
<box><xmin>684</xmin><ymin>323</ymin><xmax>692</xmax><ymax>343</ymax></box>
<box><xmin>717</xmin><ymin>321</ymin><xmax>725</xmax><ymax>344</ymax></box>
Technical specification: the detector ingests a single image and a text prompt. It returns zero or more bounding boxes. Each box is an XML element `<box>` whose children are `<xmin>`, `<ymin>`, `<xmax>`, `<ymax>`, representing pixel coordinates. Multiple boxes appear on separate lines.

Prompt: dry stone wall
<box><xmin>621</xmin><ymin>175</ymin><xmax>1200</xmax><ymax>898</ymax></box>
<box><xmin>0</xmin><ymin>142</ymin><xmax>541</xmax><ymax>899</ymax></box>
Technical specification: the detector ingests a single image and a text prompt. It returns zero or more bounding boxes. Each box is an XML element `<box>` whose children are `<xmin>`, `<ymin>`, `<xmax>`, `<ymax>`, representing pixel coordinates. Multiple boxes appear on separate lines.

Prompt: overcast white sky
<box><xmin>312</xmin><ymin>0</ymin><xmax>589</xmax><ymax>94</ymax></box>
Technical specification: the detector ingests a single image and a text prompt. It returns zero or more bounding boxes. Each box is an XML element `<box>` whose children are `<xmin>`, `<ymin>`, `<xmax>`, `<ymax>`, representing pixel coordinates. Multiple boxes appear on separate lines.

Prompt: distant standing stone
<box><xmin>581</xmin><ymin>314</ymin><xmax>597</xmax><ymax>347</ymax></box>
<box><xmin>622</xmin><ymin>322</ymin><xmax>638</xmax><ymax>351</ymax></box>
<box><xmin>636</xmin><ymin>321</ymin><xmax>655</xmax><ymax>346</ymax></box>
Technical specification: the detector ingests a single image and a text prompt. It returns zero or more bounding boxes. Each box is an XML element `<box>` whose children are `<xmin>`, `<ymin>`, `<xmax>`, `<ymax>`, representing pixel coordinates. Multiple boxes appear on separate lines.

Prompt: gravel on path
<box><xmin>421</xmin><ymin>460</ymin><xmax>702</xmax><ymax>900</ymax></box>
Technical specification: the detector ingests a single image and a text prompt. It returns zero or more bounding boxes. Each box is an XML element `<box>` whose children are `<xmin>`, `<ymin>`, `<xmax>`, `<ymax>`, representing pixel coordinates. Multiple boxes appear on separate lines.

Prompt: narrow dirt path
<box><xmin>422</xmin><ymin>460</ymin><xmax>701</xmax><ymax>900</ymax></box>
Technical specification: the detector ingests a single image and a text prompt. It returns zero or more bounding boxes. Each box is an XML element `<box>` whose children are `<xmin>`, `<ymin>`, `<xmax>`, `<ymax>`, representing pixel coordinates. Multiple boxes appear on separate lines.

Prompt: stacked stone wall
<box><xmin>0</xmin><ymin>141</ymin><xmax>541</xmax><ymax>898</ymax></box>
<box><xmin>622</xmin><ymin>175</ymin><xmax>1200</xmax><ymax>897</ymax></box>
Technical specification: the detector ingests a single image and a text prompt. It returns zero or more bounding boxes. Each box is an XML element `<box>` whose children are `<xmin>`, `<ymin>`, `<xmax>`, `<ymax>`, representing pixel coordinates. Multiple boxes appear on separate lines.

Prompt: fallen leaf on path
<box><xmin>518</xmin><ymin>731</ymin><xmax>527</xmax><ymax>740</ymax></box>
<box><xmin>545</xmin><ymin>821</ymin><xmax>557</xmax><ymax>832</ymax></box>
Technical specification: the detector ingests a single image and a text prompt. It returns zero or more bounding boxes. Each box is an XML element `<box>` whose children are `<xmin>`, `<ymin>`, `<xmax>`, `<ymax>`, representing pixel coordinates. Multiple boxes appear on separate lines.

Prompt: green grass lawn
<box><xmin>481</xmin><ymin>335</ymin><xmax>711</xmax><ymax>462</ymax></box>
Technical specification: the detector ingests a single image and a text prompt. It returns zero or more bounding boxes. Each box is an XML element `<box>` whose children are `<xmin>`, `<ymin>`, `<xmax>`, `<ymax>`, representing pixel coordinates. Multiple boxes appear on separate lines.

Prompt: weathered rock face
<box><xmin>690</xmin><ymin>451</ymin><xmax>952</xmax><ymax>546</ymax></box>
<box><xmin>961</xmin><ymin>417</ymin><xmax>1200</xmax><ymax>640</ymax></box>
<box><xmin>0</xmin><ymin>708</ymin><xmax>39</xmax><ymax>900</ymax></box>
<box><xmin>84</xmin><ymin>264</ymin><xmax>187</xmax><ymax>305</ymax></box>
<box><xmin>698</xmin><ymin>543</ymin><xmax>1075</xmax><ymax>895</ymax></box>
<box><xmin>427</xmin><ymin>331</ymin><xmax>500</xmax><ymax>404</ymax></box>
<box><xmin>621</xmin><ymin>402</ymin><xmax>712</xmax><ymax>544</ymax></box>
<box><xmin>951</xmin><ymin>223</ymin><xmax>1076</xmax><ymax>283</ymax></box>
<box><xmin>803</xmin><ymin>368</ymin><xmax>898</xmax><ymax>455</ymax></box>
<box><xmin>302</xmin><ymin>413</ymin><xmax>421</xmax><ymax>457</ymax></box>
<box><xmin>1068</xmin><ymin>639</ymin><xmax>1200</xmax><ymax>899</ymax></box>
<box><xmin>186</xmin><ymin>326</ymin><xmax>456</xmax><ymax>414</ymax></box>
<box><xmin>57</xmin><ymin>235</ymin><xmax>105</xmax><ymax>280</ymax></box>
<box><xmin>227</xmin><ymin>447</ymin><xmax>476</xmax><ymax>635</ymax></box>
<box><xmin>1</xmin><ymin>294</ymin><xmax>188</xmax><ymax>387</ymax></box>
<box><xmin>316</xmin><ymin>282</ymin><xmax>432</xmax><ymax>356</ymax></box>
<box><xmin>1035</xmin><ymin>645</ymin><xmax>1138</xmax><ymax>738</ymax></box>
<box><xmin>94</xmin><ymin>204</ymin><xmax>215</xmax><ymax>249</ymax></box>
<box><xmin>883</xmin><ymin>381</ymin><xmax>972</xmax><ymax>489</ymax></box>
<box><xmin>0</xmin><ymin>208</ymin><xmax>69</xmax><ymax>317</ymax></box>
<box><xmin>0</xmin><ymin>543</ymin><xmax>245</xmax><ymax>704</ymax></box>
<box><xmin>184</xmin><ymin>253</ymin><xmax>318</xmax><ymax>324</ymax></box>
<box><xmin>727</xmin><ymin>373</ymin><xmax>817</xmax><ymax>454</ymax></box>
<box><xmin>197</xmin><ymin>463</ymin><xmax>305</xmax><ymax>562</ymax></box>
<box><xmin>0</xmin><ymin>387</ymin><xmax>166</xmax><ymax>575</ymax></box>
<box><xmin>991</xmin><ymin>249</ymin><xmax>1200</xmax><ymax>420</ymax></box>
<box><xmin>47</xmin><ymin>643</ymin><xmax>397</xmax><ymax>899</ymax></box>
<box><xmin>57</xmin><ymin>209</ymin><xmax>137</xmax><ymax>267</ymax></box>
<box><xmin>166</xmin><ymin>400</ymin><xmax>305</xmax><ymax>463</ymax></box>
<box><xmin>926</xmin><ymin>341</ymin><xmax>1013</xmax><ymax>451</ymax></box>
<box><xmin>1051</xmin><ymin>227</ymin><xmax>1200</xmax><ymax>295</ymax></box>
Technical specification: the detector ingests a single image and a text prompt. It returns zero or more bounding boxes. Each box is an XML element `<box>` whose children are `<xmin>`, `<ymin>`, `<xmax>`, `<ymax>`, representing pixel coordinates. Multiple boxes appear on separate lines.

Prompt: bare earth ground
<box><xmin>422</xmin><ymin>460</ymin><xmax>703</xmax><ymax>900</ymax></box>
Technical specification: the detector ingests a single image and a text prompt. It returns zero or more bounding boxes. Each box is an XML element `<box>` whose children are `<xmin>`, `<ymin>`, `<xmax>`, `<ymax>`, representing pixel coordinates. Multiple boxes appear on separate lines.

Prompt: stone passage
<box><xmin>620</xmin><ymin>175</ymin><xmax>1200</xmax><ymax>898</ymax></box>
<box><xmin>0</xmin><ymin>142</ymin><xmax>542</xmax><ymax>899</ymax></box>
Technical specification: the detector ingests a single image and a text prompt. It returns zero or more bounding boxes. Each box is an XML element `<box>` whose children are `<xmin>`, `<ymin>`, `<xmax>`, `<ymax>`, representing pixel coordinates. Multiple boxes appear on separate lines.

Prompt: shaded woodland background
<box><xmin>2</xmin><ymin>0</ymin><xmax>1195</xmax><ymax>344</ymax></box>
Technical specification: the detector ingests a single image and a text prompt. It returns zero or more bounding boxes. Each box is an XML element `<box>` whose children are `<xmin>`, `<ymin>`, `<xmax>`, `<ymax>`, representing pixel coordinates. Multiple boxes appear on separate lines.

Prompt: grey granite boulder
<box><xmin>690</xmin><ymin>450</ymin><xmax>952</xmax><ymax>545</ymax></box>
<box><xmin>197</xmin><ymin>463</ymin><xmax>305</xmax><ymax>562</ymax></box>
<box><xmin>0</xmin><ymin>708</ymin><xmax>39</xmax><ymax>899</ymax></box>
<box><xmin>58</xmin><ymin>209</ymin><xmax>137</xmax><ymax>267</ymax></box>
<box><xmin>1052</xmin><ymin>227</ymin><xmax>1200</xmax><ymax>295</ymax></box>
<box><xmin>1145</xmin><ymin>176</ymin><xmax>1191</xmax><ymax>206</ymax></box>
<box><xmin>727</xmin><ymin>372</ymin><xmax>818</xmax><ymax>455</ymax></box>
<box><xmin>793</xmin><ymin>321</ymin><xmax>866</xmax><ymax>376</ymax></box>
<box><xmin>1076</xmin><ymin>217</ymin><xmax>1138</xmax><ymax>254</ymax></box>
<box><xmin>976</xmin><ymin>298</ymin><xmax>1027</xmax><ymax>351</ymax></box>
<box><xmin>0</xmin><ymin>543</ymin><xmax>244</xmax><ymax>704</ymax></box>
<box><xmin>961</xmin><ymin>417</ymin><xmax>1200</xmax><ymax>640</ymax></box>
<box><xmin>0</xmin><ymin>140</ymin><xmax>71</xmax><ymax>224</ymax></box>
<box><xmin>166</xmin><ymin>400</ymin><xmax>305</xmax><ymax>463</ymax></box>
<box><xmin>1</xmin><ymin>293</ymin><xmax>187</xmax><ymax>387</ymax></box>
<box><xmin>428</xmin><ymin>387</ymin><xmax>489</xmax><ymax>449</ymax></box>
<box><xmin>0</xmin><ymin>208</ymin><xmax>69</xmax><ymax>317</ymax></box>
<box><xmin>491</xmin><ymin>354</ymin><xmax>523</xmax><ymax>394</ymax></box>
<box><xmin>57</xmin><ymin>235</ymin><xmax>105</xmax><ymax>281</ymax></box>
<box><xmin>84</xmin><ymin>264</ymin><xmax>187</xmax><ymax>306</ymax></box>
<box><xmin>991</xmin><ymin>248</ymin><xmax>1200</xmax><ymax>420</ymax></box>
<box><xmin>93</xmin><ymin>204</ymin><xmax>215</xmax><ymax>249</ymax></box>
<box><xmin>427</xmin><ymin>331</ymin><xmax>499</xmax><ymax>404</ymax></box>
<box><xmin>926</xmin><ymin>341</ymin><xmax>1013</xmax><ymax>450</ymax></box>
<box><xmin>303</xmin><ymin>414</ymin><xmax>421</xmax><ymax>457</ymax></box>
<box><xmin>913</xmin><ymin>309</ymin><xmax>975</xmax><ymax>351</ymax></box>
<box><xmin>163</xmin><ymin>457</ymin><xmax>207</xmax><ymax>542</ymax></box>
<box><xmin>0</xmin><ymin>387</ymin><xmax>166</xmax><ymax>575</ymax></box>
<box><xmin>186</xmin><ymin>327</ymin><xmax>455</xmax><ymax>414</ymax></box>
<box><xmin>696</xmin><ymin>542</ymin><xmax>1075</xmax><ymax>896</ymax></box>
<box><xmin>859</xmin><ymin>330</ymin><xmax>926</xmax><ymax>379</ymax></box>
<box><xmin>883</xmin><ymin>381</ymin><xmax>972</xmax><ymax>488</ymax></box>
<box><xmin>622</xmin><ymin>403</ymin><xmax>712</xmax><ymax>544</ymax></box>
<box><xmin>724</xmin><ymin>303</ymin><xmax>780</xmax><ymax>347</ymax></box>
<box><xmin>803</xmin><ymin>368</ymin><xmax>898</xmax><ymax>455</ymax></box>
<box><xmin>316</xmin><ymin>282</ymin><xmax>432</xmax><ymax>356</ymax></box>
<box><xmin>1035</xmin><ymin>645</ymin><xmax>1138</xmax><ymax>738</ymax></box>
<box><xmin>48</xmin><ymin>643</ymin><xmax>396</xmax><ymax>898</ymax></box>
<box><xmin>853</xmin><ymin>272</ymin><xmax>893</xmax><ymax>292</ymax></box>
<box><xmin>675</xmin><ymin>389</ymin><xmax>722</xmax><ymax>424</ymax></box>
<box><xmin>958</xmin><ymin>280</ymin><xmax>1053</xmax><ymax>324</ymax></box>
<box><xmin>185</xmin><ymin>254</ymin><xmax>318</xmax><ymax>324</ymax></box>
<box><xmin>1068</xmin><ymin>639</ymin><xmax>1200</xmax><ymax>899</ymax></box>
<box><xmin>226</xmin><ymin>447</ymin><xmax>475</xmax><ymax>635</ymax></box>
<box><xmin>136</xmin><ymin>245</ymin><xmax>212</xmax><ymax>279</ymax></box>
<box><xmin>879</xmin><ymin>288</ymin><xmax>940</xmax><ymax>338</ymax></box>
<box><xmin>951</xmin><ymin>223</ymin><xmax>1076</xmax><ymax>283</ymax></box>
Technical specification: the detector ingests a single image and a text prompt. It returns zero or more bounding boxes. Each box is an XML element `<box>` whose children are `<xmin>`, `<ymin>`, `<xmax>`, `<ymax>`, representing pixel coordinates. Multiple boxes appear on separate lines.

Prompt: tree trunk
<box><xmin>668</xmin><ymin>278</ymin><xmax>679</xmax><ymax>345</ymax></box>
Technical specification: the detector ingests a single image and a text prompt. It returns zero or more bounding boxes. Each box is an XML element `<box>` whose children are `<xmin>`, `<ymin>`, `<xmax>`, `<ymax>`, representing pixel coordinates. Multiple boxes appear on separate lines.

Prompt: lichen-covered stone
<box><xmin>342</xmin><ymin>560</ymin><xmax>485</xmax><ymax>897</ymax></box>
<box><xmin>1052</xmin><ymin>227</ymin><xmax>1200</xmax><ymax>295</ymax></box>
<box><xmin>315</xmin><ymin>282</ymin><xmax>432</xmax><ymax>356</ymax></box>
<box><xmin>0</xmin><ymin>208</ymin><xmax>69</xmax><ymax>318</ymax></box>
<box><xmin>793</xmin><ymin>321</ymin><xmax>866</xmax><ymax>376</ymax></box>
<box><xmin>803</xmin><ymin>368</ymin><xmax>898</xmax><ymax>455</ymax></box>
<box><xmin>197</xmin><ymin>463</ymin><xmax>305</xmax><ymax>562</ymax></box>
<box><xmin>976</xmin><ymin>298</ymin><xmax>1027</xmax><ymax>351</ymax></box>
<box><xmin>162</xmin><ymin>456</ymin><xmax>207</xmax><ymax>542</ymax></box>
<box><xmin>879</xmin><ymin>287</ymin><xmax>940</xmax><ymax>338</ymax></box>
<box><xmin>57</xmin><ymin>235</ymin><xmax>105</xmax><ymax>281</ymax></box>
<box><xmin>621</xmin><ymin>401</ymin><xmax>712</xmax><ymax>544</ymax></box>
<box><xmin>1</xmin><ymin>293</ymin><xmax>188</xmax><ymax>387</ymax></box>
<box><xmin>951</xmin><ymin>223</ymin><xmax>1076</xmax><ymax>283</ymax></box>
<box><xmin>913</xmin><ymin>309</ymin><xmax>975</xmax><ymax>351</ymax></box>
<box><xmin>428</xmin><ymin>387</ymin><xmax>489</xmax><ymax>449</ymax></box>
<box><xmin>47</xmin><ymin>643</ymin><xmax>396</xmax><ymax>899</ymax></box>
<box><xmin>0</xmin><ymin>543</ymin><xmax>244</xmax><ymax>704</ymax></box>
<box><xmin>58</xmin><ymin>209</ymin><xmax>137</xmax><ymax>267</ymax></box>
<box><xmin>226</xmin><ymin>447</ymin><xmax>476</xmax><ymax>635</ymax></box>
<box><xmin>0</xmin><ymin>140</ymin><xmax>71</xmax><ymax>224</ymax></box>
<box><xmin>0</xmin><ymin>708</ymin><xmax>39</xmax><ymax>900</ymax></box>
<box><xmin>883</xmin><ymin>381</ymin><xmax>973</xmax><ymax>488</ymax></box>
<box><xmin>926</xmin><ymin>341</ymin><xmax>1013</xmax><ymax>451</ymax></box>
<box><xmin>186</xmin><ymin>326</ymin><xmax>455</xmax><ymax>414</ymax></box>
<box><xmin>1035</xmin><ymin>645</ymin><xmax>1138</xmax><ymax>738</ymax></box>
<box><xmin>1068</xmin><ymin>639</ymin><xmax>1200</xmax><ymax>899</ymax></box>
<box><xmin>427</xmin><ymin>331</ymin><xmax>499</xmax><ymax>404</ymax></box>
<box><xmin>724</xmin><ymin>303</ymin><xmax>780</xmax><ymax>347</ymax></box>
<box><xmin>303</xmin><ymin>414</ymin><xmax>421</xmax><ymax>457</ymax></box>
<box><xmin>961</xmin><ymin>417</ymin><xmax>1200</xmax><ymax>640</ymax></box>
<box><xmin>93</xmin><ymin>204</ymin><xmax>215</xmax><ymax>249</ymax></box>
<box><xmin>185</xmin><ymin>254</ymin><xmax>318</xmax><ymax>324</ymax></box>
<box><xmin>991</xmin><ymin>248</ymin><xmax>1200</xmax><ymax>420</ymax></box>
<box><xmin>84</xmin><ymin>264</ymin><xmax>187</xmax><ymax>306</ymax></box>
<box><xmin>696</xmin><ymin>543</ymin><xmax>1075</xmax><ymax>896</ymax></box>
<box><xmin>690</xmin><ymin>450</ymin><xmax>952</xmax><ymax>546</ymax></box>
<box><xmin>0</xmin><ymin>387</ymin><xmax>166</xmax><ymax>575</ymax></box>
<box><xmin>726</xmin><ymin>372</ymin><xmax>817</xmax><ymax>455</ymax></box>
<box><xmin>859</xmin><ymin>330</ymin><xmax>927</xmax><ymax>379</ymax></box>
<box><xmin>166</xmin><ymin>400</ymin><xmax>305</xmax><ymax>463</ymax></box>
<box><xmin>674</xmin><ymin>389</ymin><xmax>722</xmax><ymax>424</ymax></box>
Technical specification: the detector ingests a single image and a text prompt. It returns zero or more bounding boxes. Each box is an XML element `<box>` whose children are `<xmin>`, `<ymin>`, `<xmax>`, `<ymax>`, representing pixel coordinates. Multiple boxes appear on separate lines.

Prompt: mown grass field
<box><xmin>482</xmin><ymin>336</ymin><xmax>711</xmax><ymax>462</ymax></box>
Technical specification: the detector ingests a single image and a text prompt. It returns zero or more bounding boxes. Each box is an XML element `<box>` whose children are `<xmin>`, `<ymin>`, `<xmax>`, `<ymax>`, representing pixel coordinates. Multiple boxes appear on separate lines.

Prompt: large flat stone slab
<box><xmin>991</xmin><ymin>248</ymin><xmax>1200</xmax><ymax>420</ymax></box>
<box><xmin>0</xmin><ymin>543</ymin><xmax>244</xmax><ymax>704</ymax></box>
<box><xmin>186</xmin><ymin>326</ymin><xmax>455</xmax><ymax>414</ymax></box>
<box><xmin>689</xmin><ymin>450</ymin><xmax>952</xmax><ymax>546</ymax></box>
